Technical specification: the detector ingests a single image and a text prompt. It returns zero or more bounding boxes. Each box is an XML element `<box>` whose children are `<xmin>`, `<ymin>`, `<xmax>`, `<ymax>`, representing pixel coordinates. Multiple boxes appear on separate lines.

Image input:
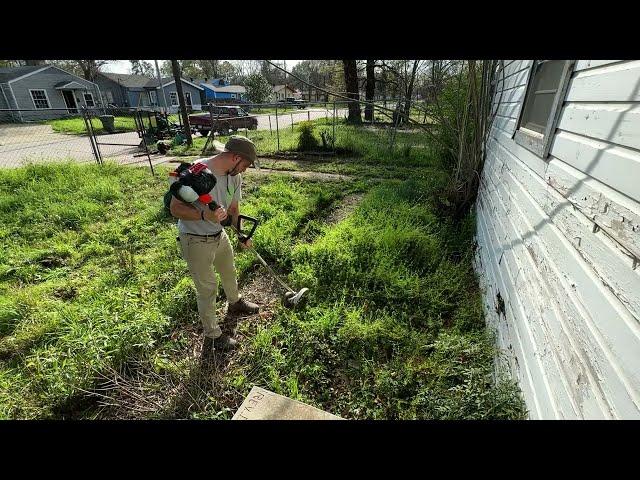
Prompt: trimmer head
<box><xmin>283</xmin><ymin>288</ymin><xmax>309</xmax><ymax>308</ymax></box>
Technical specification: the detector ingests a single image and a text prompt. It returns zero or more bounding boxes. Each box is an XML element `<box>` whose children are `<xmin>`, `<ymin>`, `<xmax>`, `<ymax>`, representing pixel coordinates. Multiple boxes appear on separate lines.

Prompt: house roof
<box><xmin>0</xmin><ymin>65</ymin><xmax>49</xmax><ymax>83</ymax></box>
<box><xmin>54</xmin><ymin>80</ymin><xmax>88</xmax><ymax>90</ymax></box>
<box><xmin>202</xmin><ymin>83</ymin><xmax>246</xmax><ymax>94</ymax></box>
<box><xmin>273</xmin><ymin>84</ymin><xmax>295</xmax><ymax>93</ymax></box>
<box><xmin>99</xmin><ymin>72</ymin><xmax>158</xmax><ymax>88</ymax></box>
<box><xmin>160</xmin><ymin>77</ymin><xmax>204</xmax><ymax>90</ymax></box>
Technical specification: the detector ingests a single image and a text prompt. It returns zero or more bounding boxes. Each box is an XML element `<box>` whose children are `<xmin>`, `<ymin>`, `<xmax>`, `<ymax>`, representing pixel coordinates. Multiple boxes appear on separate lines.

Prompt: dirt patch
<box><xmin>247</xmin><ymin>167</ymin><xmax>353</xmax><ymax>182</ymax></box>
<box><xmin>85</xmin><ymin>268</ymin><xmax>285</xmax><ymax>419</ymax></box>
<box><xmin>221</xmin><ymin>269</ymin><xmax>282</xmax><ymax>338</ymax></box>
<box><xmin>324</xmin><ymin>193</ymin><xmax>365</xmax><ymax>225</ymax></box>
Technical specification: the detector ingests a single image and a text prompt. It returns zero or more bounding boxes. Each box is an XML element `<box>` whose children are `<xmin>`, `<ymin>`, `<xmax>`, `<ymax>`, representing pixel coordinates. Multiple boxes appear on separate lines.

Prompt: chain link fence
<box><xmin>0</xmin><ymin>97</ymin><xmax>435</xmax><ymax>174</ymax></box>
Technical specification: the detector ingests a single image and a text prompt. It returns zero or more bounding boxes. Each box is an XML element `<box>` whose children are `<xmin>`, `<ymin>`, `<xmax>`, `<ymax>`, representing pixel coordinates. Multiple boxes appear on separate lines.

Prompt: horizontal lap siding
<box><xmin>477</xmin><ymin>60</ymin><xmax>640</xmax><ymax>419</ymax></box>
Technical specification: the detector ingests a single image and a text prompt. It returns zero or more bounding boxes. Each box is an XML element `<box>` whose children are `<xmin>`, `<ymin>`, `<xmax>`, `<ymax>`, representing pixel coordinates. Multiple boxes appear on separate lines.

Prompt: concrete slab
<box><xmin>232</xmin><ymin>386</ymin><xmax>343</xmax><ymax>420</ymax></box>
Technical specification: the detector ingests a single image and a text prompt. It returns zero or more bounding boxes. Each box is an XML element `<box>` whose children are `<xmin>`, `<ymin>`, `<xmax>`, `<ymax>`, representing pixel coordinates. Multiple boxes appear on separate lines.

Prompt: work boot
<box><xmin>214</xmin><ymin>333</ymin><xmax>238</xmax><ymax>351</ymax></box>
<box><xmin>228</xmin><ymin>298</ymin><xmax>259</xmax><ymax>315</ymax></box>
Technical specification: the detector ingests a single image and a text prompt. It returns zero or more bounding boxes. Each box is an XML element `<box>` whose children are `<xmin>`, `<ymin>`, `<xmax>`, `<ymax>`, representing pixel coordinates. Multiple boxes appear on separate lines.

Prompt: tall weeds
<box><xmin>425</xmin><ymin>60</ymin><xmax>504</xmax><ymax>219</ymax></box>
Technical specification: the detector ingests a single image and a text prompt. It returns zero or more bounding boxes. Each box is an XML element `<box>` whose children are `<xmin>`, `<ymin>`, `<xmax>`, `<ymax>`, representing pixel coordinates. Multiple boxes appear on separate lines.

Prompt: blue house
<box><xmin>201</xmin><ymin>78</ymin><xmax>246</xmax><ymax>101</ymax></box>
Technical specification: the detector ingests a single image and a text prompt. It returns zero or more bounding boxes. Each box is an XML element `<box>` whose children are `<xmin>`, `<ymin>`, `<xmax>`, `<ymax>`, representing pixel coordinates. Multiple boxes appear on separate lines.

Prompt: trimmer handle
<box><xmin>235</xmin><ymin>215</ymin><xmax>259</xmax><ymax>243</ymax></box>
<box><xmin>207</xmin><ymin>201</ymin><xmax>259</xmax><ymax>242</ymax></box>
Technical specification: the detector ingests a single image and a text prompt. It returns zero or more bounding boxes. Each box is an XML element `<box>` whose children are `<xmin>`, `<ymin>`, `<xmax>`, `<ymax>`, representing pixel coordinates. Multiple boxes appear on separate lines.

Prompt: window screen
<box><xmin>519</xmin><ymin>60</ymin><xmax>566</xmax><ymax>134</ymax></box>
<box><xmin>84</xmin><ymin>93</ymin><xmax>95</xmax><ymax>107</ymax></box>
<box><xmin>30</xmin><ymin>90</ymin><xmax>50</xmax><ymax>109</ymax></box>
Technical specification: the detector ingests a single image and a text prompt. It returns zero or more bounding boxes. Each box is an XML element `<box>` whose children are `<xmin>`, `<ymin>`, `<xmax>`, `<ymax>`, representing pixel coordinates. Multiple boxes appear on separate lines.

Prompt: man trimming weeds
<box><xmin>169</xmin><ymin>136</ymin><xmax>260</xmax><ymax>358</ymax></box>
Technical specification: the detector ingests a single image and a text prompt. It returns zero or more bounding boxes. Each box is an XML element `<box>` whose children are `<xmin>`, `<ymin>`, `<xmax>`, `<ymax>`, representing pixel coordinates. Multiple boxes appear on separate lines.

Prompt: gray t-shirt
<box><xmin>171</xmin><ymin>158</ymin><xmax>242</xmax><ymax>235</ymax></box>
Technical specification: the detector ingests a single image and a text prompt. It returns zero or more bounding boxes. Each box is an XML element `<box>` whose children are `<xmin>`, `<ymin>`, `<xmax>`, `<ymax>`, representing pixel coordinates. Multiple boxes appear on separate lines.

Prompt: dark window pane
<box><xmin>533</xmin><ymin>61</ymin><xmax>566</xmax><ymax>91</ymax></box>
<box><xmin>520</xmin><ymin>61</ymin><xmax>567</xmax><ymax>133</ymax></box>
<box><xmin>521</xmin><ymin>92</ymin><xmax>556</xmax><ymax>134</ymax></box>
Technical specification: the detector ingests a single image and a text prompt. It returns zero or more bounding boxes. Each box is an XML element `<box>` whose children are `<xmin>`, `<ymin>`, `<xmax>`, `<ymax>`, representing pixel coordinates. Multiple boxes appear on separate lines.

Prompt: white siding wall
<box><xmin>475</xmin><ymin>60</ymin><xmax>640</xmax><ymax>419</ymax></box>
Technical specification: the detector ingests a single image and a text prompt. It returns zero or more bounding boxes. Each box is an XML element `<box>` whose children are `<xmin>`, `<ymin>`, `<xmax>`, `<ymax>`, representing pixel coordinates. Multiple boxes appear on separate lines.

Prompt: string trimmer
<box><xmin>167</xmin><ymin>162</ymin><xmax>309</xmax><ymax>308</ymax></box>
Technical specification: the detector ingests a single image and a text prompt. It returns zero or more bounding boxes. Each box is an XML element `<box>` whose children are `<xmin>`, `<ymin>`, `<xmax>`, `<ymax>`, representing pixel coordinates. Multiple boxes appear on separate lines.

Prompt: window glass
<box><xmin>519</xmin><ymin>60</ymin><xmax>566</xmax><ymax>134</ymax></box>
<box><xmin>30</xmin><ymin>90</ymin><xmax>50</xmax><ymax>109</ymax></box>
<box><xmin>84</xmin><ymin>93</ymin><xmax>95</xmax><ymax>107</ymax></box>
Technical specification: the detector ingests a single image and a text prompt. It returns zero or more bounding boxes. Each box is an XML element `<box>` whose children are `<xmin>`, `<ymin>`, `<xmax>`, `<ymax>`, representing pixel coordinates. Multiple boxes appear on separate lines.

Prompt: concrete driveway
<box><xmin>0</xmin><ymin>123</ymin><xmax>150</xmax><ymax>168</ymax></box>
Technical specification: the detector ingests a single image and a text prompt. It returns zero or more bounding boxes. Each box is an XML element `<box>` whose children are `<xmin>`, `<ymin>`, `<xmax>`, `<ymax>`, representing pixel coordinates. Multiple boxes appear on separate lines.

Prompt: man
<box><xmin>169</xmin><ymin>136</ymin><xmax>260</xmax><ymax>357</ymax></box>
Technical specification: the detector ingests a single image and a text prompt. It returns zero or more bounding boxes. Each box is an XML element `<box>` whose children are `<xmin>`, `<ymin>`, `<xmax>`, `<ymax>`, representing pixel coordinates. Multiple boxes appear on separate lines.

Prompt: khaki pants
<box><xmin>179</xmin><ymin>230</ymin><xmax>239</xmax><ymax>339</ymax></box>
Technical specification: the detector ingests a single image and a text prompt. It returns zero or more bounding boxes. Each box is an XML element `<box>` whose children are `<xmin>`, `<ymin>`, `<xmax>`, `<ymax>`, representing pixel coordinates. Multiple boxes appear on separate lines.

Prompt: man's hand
<box><xmin>204</xmin><ymin>206</ymin><xmax>228</xmax><ymax>223</ymax></box>
<box><xmin>239</xmin><ymin>238</ymin><xmax>253</xmax><ymax>249</ymax></box>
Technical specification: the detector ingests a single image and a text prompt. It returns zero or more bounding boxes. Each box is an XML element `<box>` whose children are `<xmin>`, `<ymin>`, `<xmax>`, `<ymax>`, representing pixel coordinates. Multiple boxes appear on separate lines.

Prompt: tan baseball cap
<box><xmin>224</xmin><ymin>135</ymin><xmax>260</xmax><ymax>169</ymax></box>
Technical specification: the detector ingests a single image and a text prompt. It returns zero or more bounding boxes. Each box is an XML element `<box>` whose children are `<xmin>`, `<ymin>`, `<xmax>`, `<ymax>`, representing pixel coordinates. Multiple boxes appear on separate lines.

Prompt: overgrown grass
<box><xmin>46</xmin><ymin>116</ymin><xmax>138</xmax><ymax>135</ymax></box>
<box><xmin>171</xmin><ymin>118</ymin><xmax>440</xmax><ymax>171</ymax></box>
<box><xmin>233</xmin><ymin>177</ymin><xmax>526</xmax><ymax>419</ymax></box>
<box><xmin>0</xmin><ymin>161</ymin><xmax>356</xmax><ymax>418</ymax></box>
<box><xmin>0</xmin><ymin>127</ymin><xmax>527</xmax><ymax>419</ymax></box>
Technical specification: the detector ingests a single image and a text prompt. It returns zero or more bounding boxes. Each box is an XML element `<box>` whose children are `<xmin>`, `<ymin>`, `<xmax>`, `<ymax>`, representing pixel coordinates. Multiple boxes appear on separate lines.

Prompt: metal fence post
<box><xmin>136</xmin><ymin>110</ymin><xmax>155</xmax><ymax>176</ymax></box>
<box><xmin>332</xmin><ymin>100</ymin><xmax>336</xmax><ymax>151</ymax></box>
<box><xmin>275</xmin><ymin>104</ymin><xmax>280</xmax><ymax>152</ymax></box>
<box><xmin>82</xmin><ymin>107</ymin><xmax>101</xmax><ymax>165</ymax></box>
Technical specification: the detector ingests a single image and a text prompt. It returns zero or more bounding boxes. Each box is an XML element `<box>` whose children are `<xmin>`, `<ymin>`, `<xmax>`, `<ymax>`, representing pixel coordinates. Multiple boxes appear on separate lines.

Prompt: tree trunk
<box><xmin>171</xmin><ymin>59</ymin><xmax>193</xmax><ymax>146</ymax></box>
<box><xmin>364</xmin><ymin>60</ymin><xmax>375</xmax><ymax>122</ymax></box>
<box><xmin>403</xmin><ymin>60</ymin><xmax>420</xmax><ymax>124</ymax></box>
<box><xmin>342</xmin><ymin>60</ymin><xmax>361</xmax><ymax>124</ymax></box>
<box><xmin>381</xmin><ymin>69</ymin><xmax>387</xmax><ymax>109</ymax></box>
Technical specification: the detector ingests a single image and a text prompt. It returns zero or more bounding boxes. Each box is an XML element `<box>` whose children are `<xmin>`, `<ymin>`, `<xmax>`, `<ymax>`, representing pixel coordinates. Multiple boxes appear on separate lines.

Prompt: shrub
<box><xmin>296</xmin><ymin>121</ymin><xmax>319</xmax><ymax>152</ymax></box>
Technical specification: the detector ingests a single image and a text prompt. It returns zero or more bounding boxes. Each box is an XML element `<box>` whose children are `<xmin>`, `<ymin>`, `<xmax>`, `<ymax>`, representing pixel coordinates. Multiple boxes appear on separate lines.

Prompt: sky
<box><xmin>102</xmin><ymin>60</ymin><xmax>302</xmax><ymax>74</ymax></box>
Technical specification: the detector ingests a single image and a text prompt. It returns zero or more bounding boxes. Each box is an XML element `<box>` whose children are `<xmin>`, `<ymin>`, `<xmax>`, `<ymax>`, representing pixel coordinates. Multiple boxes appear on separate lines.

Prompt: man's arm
<box><xmin>227</xmin><ymin>200</ymin><xmax>239</xmax><ymax>228</ymax></box>
<box><xmin>170</xmin><ymin>195</ymin><xmax>227</xmax><ymax>222</ymax></box>
<box><xmin>227</xmin><ymin>200</ymin><xmax>252</xmax><ymax>248</ymax></box>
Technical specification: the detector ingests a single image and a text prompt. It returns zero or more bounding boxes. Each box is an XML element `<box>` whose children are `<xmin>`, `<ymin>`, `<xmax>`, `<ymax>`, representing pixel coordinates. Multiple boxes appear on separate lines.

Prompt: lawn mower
<box><xmin>137</xmin><ymin>111</ymin><xmax>185</xmax><ymax>153</ymax></box>
<box><xmin>167</xmin><ymin>162</ymin><xmax>309</xmax><ymax>308</ymax></box>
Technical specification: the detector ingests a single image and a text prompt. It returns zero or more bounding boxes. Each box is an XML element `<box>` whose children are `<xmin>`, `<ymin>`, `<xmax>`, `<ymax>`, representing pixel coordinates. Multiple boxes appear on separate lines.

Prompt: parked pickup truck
<box><xmin>277</xmin><ymin>97</ymin><xmax>307</xmax><ymax>109</ymax></box>
<box><xmin>188</xmin><ymin>105</ymin><xmax>258</xmax><ymax>136</ymax></box>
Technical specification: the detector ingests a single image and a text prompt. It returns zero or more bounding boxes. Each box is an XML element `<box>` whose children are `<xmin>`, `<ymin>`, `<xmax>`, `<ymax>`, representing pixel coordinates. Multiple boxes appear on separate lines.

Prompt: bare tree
<box><xmin>171</xmin><ymin>60</ymin><xmax>193</xmax><ymax>147</ymax></box>
<box><xmin>75</xmin><ymin>60</ymin><xmax>110</xmax><ymax>82</ymax></box>
<box><xmin>364</xmin><ymin>60</ymin><xmax>376</xmax><ymax>122</ymax></box>
<box><xmin>342</xmin><ymin>60</ymin><xmax>362</xmax><ymax>124</ymax></box>
<box><xmin>402</xmin><ymin>60</ymin><xmax>420</xmax><ymax>123</ymax></box>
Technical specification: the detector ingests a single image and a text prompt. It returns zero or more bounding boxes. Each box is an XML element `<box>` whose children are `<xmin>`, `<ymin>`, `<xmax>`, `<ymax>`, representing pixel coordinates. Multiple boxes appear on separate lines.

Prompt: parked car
<box><xmin>188</xmin><ymin>105</ymin><xmax>258</xmax><ymax>136</ymax></box>
<box><xmin>277</xmin><ymin>97</ymin><xmax>307</xmax><ymax>109</ymax></box>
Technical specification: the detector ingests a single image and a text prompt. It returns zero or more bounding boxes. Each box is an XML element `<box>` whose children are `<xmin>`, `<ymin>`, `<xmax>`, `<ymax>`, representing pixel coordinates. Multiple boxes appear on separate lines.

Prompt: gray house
<box><xmin>95</xmin><ymin>73</ymin><xmax>204</xmax><ymax>112</ymax></box>
<box><xmin>95</xmin><ymin>72</ymin><xmax>159</xmax><ymax>109</ymax></box>
<box><xmin>158</xmin><ymin>77</ymin><xmax>204</xmax><ymax>113</ymax></box>
<box><xmin>0</xmin><ymin>65</ymin><xmax>102</xmax><ymax>122</ymax></box>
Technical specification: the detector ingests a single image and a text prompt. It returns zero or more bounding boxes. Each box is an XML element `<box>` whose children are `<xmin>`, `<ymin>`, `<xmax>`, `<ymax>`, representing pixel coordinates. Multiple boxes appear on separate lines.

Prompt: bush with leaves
<box><xmin>296</xmin><ymin>121</ymin><xmax>320</xmax><ymax>152</ymax></box>
<box><xmin>244</xmin><ymin>73</ymin><xmax>273</xmax><ymax>104</ymax></box>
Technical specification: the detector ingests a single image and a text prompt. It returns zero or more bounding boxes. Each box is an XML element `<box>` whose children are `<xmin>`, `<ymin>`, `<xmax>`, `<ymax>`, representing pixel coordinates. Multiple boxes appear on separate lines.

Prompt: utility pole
<box><xmin>283</xmin><ymin>60</ymin><xmax>287</xmax><ymax>99</ymax></box>
<box><xmin>171</xmin><ymin>60</ymin><xmax>193</xmax><ymax>146</ymax></box>
<box><xmin>155</xmin><ymin>60</ymin><xmax>168</xmax><ymax>114</ymax></box>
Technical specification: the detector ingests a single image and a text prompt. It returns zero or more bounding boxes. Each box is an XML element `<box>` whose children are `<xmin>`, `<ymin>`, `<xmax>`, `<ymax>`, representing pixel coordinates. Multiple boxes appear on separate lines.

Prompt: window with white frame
<box><xmin>185</xmin><ymin>91</ymin><xmax>192</xmax><ymax>105</ymax></box>
<box><xmin>30</xmin><ymin>90</ymin><xmax>50</xmax><ymax>109</ymax></box>
<box><xmin>105</xmin><ymin>90</ymin><xmax>114</xmax><ymax>103</ymax></box>
<box><xmin>170</xmin><ymin>91</ymin><xmax>179</xmax><ymax>106</ymax></box>
<box><xmin>149</xmin><ymin>90</ymin><xmax>157</xmax><ymax>105</ymax></box>
<box><xmin>513</xmin><ymin>60</ymin><xmax>575</xmax><ymax>158</ymax></box>
<box><xmin>83</xmin><ymin>92</ymin><xmax>95</xmax><ymax>107</ymax></box>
